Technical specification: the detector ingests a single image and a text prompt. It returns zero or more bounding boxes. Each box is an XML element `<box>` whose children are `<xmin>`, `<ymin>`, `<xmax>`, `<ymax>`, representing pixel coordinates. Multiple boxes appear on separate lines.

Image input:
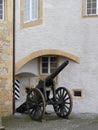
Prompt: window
<box><xmin>86</xmin><ymin>0</ymin><xmax>98</xmax><ymax>15</ymax></box>
<box><xmin>20</xmin><ymin>0</ymin><xmax>42</xmax><ymax>28</ymax></box>
<box><xmin>24</xmin><ymin>0</ymin><xmax>38</xmax><ymax>23</ymax></box>
<box><xmin>40</xmin><ymin>56</ymin><xmax>57</xmax><ymax>74</ymax></box>
<box><xmin>73</xmin><ymin>89</ymin><xmax>82</xmax><ymax>98</ymax></box>
<box><xmin>74</xmin><ymin>90</ymin><xmax>81</xmax><ymax>97</ymax></box>
<box><xmin>0</xmin><ymin>0</ymin><xmax>4</xmax><ymax>20</ymax></box>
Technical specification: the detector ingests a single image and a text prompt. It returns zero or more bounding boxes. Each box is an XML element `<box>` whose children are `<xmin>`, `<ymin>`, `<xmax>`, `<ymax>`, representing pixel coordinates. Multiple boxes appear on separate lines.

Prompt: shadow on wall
<box><xmin>15</xmin><ymin>72</ymin><xmax>38</xmax><ymax>108</ymax></box>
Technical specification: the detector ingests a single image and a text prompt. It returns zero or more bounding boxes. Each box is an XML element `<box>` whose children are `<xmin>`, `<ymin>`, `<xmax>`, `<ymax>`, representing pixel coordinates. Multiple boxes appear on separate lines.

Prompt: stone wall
<box><xmin>0</xmin><ymin>0</ymin><xmax>13</xmax><ymax>116</ymax></box>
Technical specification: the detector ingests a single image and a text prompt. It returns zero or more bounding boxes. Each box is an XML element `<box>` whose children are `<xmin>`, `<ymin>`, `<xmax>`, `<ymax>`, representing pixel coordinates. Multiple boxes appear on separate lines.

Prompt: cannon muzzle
<box><xmin>48</xmin><ymin>60</ymin><xmax>69</xmax><ymax>79</ymax></box>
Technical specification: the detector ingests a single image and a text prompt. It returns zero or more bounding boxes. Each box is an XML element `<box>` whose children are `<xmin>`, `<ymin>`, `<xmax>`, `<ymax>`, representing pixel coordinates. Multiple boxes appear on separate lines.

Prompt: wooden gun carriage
<box><xmin>16</xmin><ymin>60</ymin><xmax>73</xmax><ymax>121</ymax></box>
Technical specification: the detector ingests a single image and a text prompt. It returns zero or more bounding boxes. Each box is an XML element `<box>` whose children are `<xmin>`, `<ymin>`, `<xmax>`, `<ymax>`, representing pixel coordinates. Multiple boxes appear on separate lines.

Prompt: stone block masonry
<box><xmin>0</xmin><ymin>0</ymin><xmax>13</xmax><ymax>117</ymax></box>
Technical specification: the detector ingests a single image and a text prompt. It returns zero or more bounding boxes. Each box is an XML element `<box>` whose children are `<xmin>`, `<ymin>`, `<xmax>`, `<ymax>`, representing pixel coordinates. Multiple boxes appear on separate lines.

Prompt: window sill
<box><xmin>82</xmin><ymin>14</ymin><xmax>98</xmax><ymax>18</ymax></box>
<box><xmin>0</xmin><ymin>19</ymin><xmax>4</xmax><ymax>22</ymax></box>
<box><xmin>20</xmin><ymin>19</ymin><xmax>42</xmax><ymax>29</ymax></box>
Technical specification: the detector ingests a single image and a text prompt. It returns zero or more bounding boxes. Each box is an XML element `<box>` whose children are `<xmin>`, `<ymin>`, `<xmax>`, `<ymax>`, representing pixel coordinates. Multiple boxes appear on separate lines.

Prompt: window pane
<box><xmin>24</xmin><ymin>0</ymin><xmax>30</xmax><ymax>22</ymax></box>
<box><xmin>50</xmin><ymin>69</ymin><xmax>56</xmax><ymax>73</ymax></box>
<box><xmin>50</xmin><ymin>63</ymin><xmax>57</xmax><ymax>68</ymax></box>
<box><xmin>50</xmin><ymin>57</ymin><xmax>57</xmax><ymax>66</ymax></box>
<box><xmin>42</xmin><ymin>57</ymin><xmax>48</xmax><ymax>62</ymax></box>
<box><xmin>0</xmin><ymin>0</ymin><xmax>3</xmax><ymax>20</ymax></box>
<box><xmin>50</xmin><ymin>57</ymin><xmax>57</xmax><ymax>73</ymax></box>
<box><xmin>0</xmin><ymin>14</ymin><xmax>2</xmax><ymax>19</ymax></box>
<box><xmin>0</xmin><ymin>9</ymin><xmax>2</xmax><ymax>14</ymax></box>
<box><xmin>41</xmin><ymin>57</ymin><xmax>48</xmax><ymax>74</ymax></box>
<box><xmin>92</xmin><ymin>8</ymin><xmax>96</xmax><ymax>13</ymax></box>
<box><xmin>87</xmin><ymin>3</ymin><xmax>91</xmax><ymax>8</ymax></box>
<box><xmin>92</xmin><ymin>3</ymin><xmax>96</xmax><ymax>8</ymax></box>
<box><xmin>92</xmin><ymin>0</ymin><xmax>96</xmax><ymax>2</ymax></box>
<box><xmin>42</xmin><ymin>63</ymin><xmax>48</xmax><ymax>67</ymax></box>
<box><xmin>0</xmin><ymin>0</ymin><xmax>2</xmax><ymax>4</ymax></box>
<box><xmin>50</xmin><ymin>57</ymin><xmax>57</xmax><ymax>62</ymax></box>
<box><xmin>42</xmin><ymin>69</ymin><xmax>48</xmax><ymax>73</ymax></box>
<box><xmin>31</xmin><ymin>0</ymin><xmax>38</xmax><ymax>20</ymax></box>
<box><xmin>0</xmin><ymin>5</ymin><xmax>2</xmax><ymax>9</ymax></box>
<box><xmin>87</xmin><ymin>8</ymin><xmax>91</xmax><ymax>14</ymax></box>
<box><xmin>87</xmin><ymin>0</ymin><xmax>91</xmax><ymax>2</ymax></box>
<box><xmin>50</xmin><ymin>67</ymin><xmax>57</xmax><ymax>73</ymax></box>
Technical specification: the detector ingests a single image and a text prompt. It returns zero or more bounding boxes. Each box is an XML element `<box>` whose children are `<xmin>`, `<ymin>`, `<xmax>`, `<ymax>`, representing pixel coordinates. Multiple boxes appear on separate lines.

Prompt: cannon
<box><xmin>16</xmin><ymin>60</ymin><xmax>73</xmax><ymax>121</ymax></box>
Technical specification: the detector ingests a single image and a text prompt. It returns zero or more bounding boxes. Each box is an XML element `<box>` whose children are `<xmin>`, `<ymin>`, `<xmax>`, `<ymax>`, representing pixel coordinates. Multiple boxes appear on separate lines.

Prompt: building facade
<box><xmin>0</xmin><ymin>0</ymin><xmax>98</xmax><ymax>116</ymax></box>
<box><xmin>15</xmin><ymin>0</ymin><xmax>98</xmax><ymax>114</ymax></box>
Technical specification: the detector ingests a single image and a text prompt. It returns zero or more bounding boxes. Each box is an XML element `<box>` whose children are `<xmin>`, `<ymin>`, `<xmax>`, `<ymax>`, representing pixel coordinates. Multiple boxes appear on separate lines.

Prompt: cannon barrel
<box><xmin>46</xmin><ymin>60</ymin><xmax>69</xmax><ymax>81</ymax></box>
<box><xmin>36</xmin><ymin>60</ymin><xmax>69</xmax><ymax>88</ymax></box>
<box><xmin>44</xmin><ymin>60</ymin><xmax>69</xmax><ymax>87</ymax></box>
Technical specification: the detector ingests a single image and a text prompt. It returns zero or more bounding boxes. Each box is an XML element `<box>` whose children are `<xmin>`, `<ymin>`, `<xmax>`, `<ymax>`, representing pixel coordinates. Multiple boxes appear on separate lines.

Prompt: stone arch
<box><xmin>15</xmin><ymin>49</ymin><xmax>80</xmax><ymax>72</ymax></box>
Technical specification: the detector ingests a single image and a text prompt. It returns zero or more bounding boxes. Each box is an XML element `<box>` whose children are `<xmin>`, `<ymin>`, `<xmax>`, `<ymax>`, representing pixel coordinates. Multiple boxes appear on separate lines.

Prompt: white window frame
<box><xmin>86</xmin><ymin>0</ymin><xmax>98</xmax><ymax>15</ymax></box>
<box><xmin>97</xmin><ymin>0</ymin><xmax>98</xmax><ymax>13</ymax></box>
<box><xmin>40</xmin><ymin>56</ymin><xmax>57</xmax><ymax>75</ymax></box>
<box><xmin>24</xmin><ymin>0</ymin><xmax>38</xmax><ymax>23</ymax></box>
<box><xmin>0</xmin><ymin>0</ymin><xmax>4</xmax><ymax>20</ymax></box>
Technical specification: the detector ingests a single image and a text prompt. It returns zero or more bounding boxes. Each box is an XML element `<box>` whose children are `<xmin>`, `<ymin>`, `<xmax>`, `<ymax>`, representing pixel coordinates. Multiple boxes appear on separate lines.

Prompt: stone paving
<box><xmin>0</xmin><ymin>117</ymin><xmax>5</xmax><ymax>130</ymax></box>
<box><xmin>2</xmin><ymin>112</ymin><xmax>98</xmax><ymax>130</ymax></box>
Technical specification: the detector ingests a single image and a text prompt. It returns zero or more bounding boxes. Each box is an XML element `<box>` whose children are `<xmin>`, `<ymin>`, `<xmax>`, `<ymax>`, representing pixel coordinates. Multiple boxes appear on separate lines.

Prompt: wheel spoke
<box><xmin>60</xmin><ymin>90</ymin><xmax>62</xmax><ymax>96</ymax></box>
<box><xmin>64</xmin><ymin>101</ymin><xmax>70</xmax><ymax>104</ymax></box>
<box><xmin>59</xmin><ymin>88</ymin><xmax>64</xmax><ymax>97</ymax></box>
<box><xmin>64</xmin><ymin>104</ymin><xmax>70</xmax><ymax>110</ymax></box>
<box><xmin>57</xmin><ymin>90</ymin><xmax>61</xmax><ymax>98</ymax></box>
<box><xmin>63</xmin><ymin>92</ymin><xmax>68</xmax><ymax>99</ymax></box>
<box><xmin>65</xmin><ymin>97</ymin><xmax>70</xmax><ymax>101</ymax></box>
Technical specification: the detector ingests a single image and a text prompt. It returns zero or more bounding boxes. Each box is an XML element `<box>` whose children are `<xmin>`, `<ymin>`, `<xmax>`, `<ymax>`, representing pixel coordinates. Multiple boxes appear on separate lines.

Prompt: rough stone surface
<box><xmin>0</xmin><ymin>0</ymin><xmax>13</xmax><ymax>116</ymax></box>
<box><xmin>2</xmin><ymin>113</ymin><xmax>98</xmax><ymax>130</ymax></box>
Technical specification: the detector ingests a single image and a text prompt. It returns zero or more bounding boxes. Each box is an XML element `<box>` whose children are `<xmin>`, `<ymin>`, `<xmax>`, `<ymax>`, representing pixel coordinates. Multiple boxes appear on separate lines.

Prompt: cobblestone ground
<box><xmin>2</xmin><ymin>112</ymin><xmax>98</xmax><ymax>130</ymax></box>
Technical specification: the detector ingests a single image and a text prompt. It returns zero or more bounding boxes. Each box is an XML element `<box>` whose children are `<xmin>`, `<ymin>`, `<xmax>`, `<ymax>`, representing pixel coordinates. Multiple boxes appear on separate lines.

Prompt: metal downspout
<box><xmin>13</xmin><ymin>0</ymin><xmax>15</xmax><ymax>114</ymax></box>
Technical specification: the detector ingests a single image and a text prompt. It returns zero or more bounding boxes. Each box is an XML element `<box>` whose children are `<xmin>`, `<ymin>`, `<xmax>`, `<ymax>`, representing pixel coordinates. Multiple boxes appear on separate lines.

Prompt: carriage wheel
<box><xmin>26</xmin><ymin>88</ymin><xmax>45</xmax><ymax>121</ymax></box>
<box><xmin>53</xmin><ymin>87</ymin><xmax>72</xmax><ymax>118</ymax></box>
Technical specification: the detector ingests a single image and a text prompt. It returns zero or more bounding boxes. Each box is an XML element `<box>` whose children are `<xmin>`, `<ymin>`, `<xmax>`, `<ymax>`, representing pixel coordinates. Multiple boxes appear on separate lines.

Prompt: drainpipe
<box><xmin>13</xmin><ymin>0</ymin><xmax>15</xmax><ymax>114</ymax></box>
